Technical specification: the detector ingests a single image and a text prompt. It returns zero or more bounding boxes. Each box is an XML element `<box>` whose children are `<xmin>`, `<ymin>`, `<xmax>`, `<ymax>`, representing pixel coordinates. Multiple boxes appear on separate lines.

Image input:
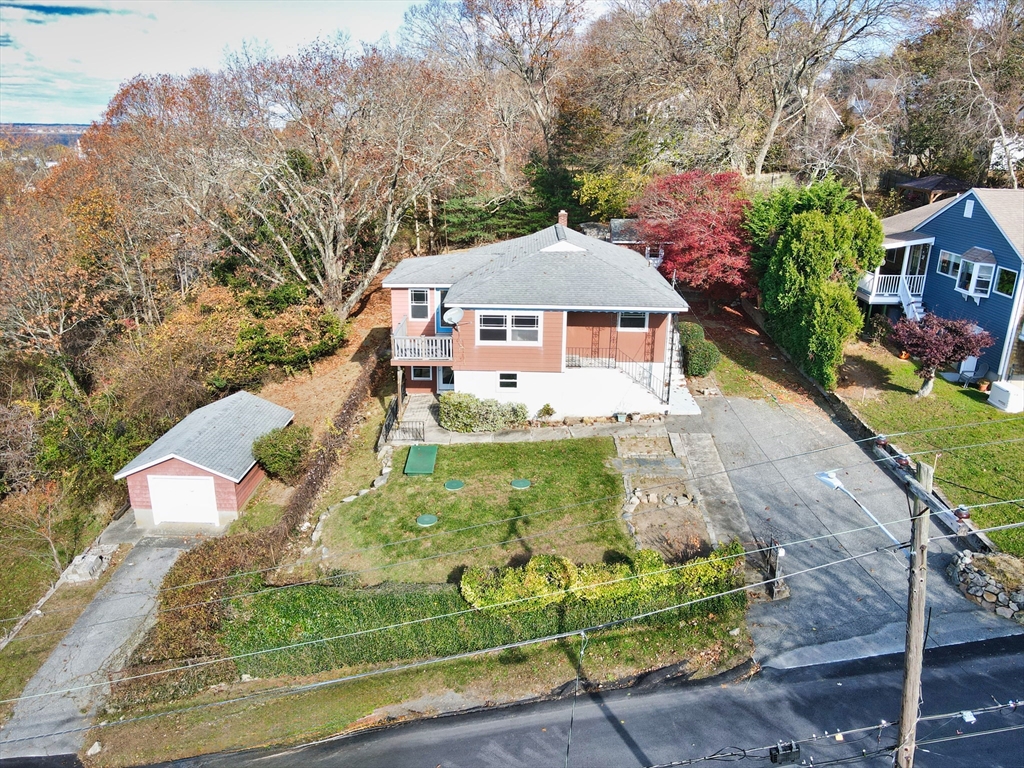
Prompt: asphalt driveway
<box><xmin>668</xmin><ymin>396</ymin><xmax>1021</xmax><ymax>669</ymax></box>
<box><xmin>0</xmin><ymin>535</ymin><xmax>192</xmax><ymax>759</ymax></box>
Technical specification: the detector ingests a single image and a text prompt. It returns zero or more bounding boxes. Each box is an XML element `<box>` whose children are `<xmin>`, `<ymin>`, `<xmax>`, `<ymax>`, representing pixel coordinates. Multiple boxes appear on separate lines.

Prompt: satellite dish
<box><xmin>443</xmin><ymin>307</ymin><xmax>464</xmax><ymax>325</ymax></box>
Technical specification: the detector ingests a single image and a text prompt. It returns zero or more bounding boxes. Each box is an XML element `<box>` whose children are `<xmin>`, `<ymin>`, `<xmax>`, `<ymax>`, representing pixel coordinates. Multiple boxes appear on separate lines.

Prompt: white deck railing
<box><xmin>392</xmin><ymin>335</ymin><xmax>453</xmax><ymax>361</ymax></box>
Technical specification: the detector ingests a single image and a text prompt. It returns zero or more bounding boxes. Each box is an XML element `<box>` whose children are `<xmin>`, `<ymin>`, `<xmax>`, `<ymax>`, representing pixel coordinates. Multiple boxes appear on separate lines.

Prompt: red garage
<box><xmin>114</xmin><ymin>391</ymin><xmax>294</xmax><ymax>529</ymax></box>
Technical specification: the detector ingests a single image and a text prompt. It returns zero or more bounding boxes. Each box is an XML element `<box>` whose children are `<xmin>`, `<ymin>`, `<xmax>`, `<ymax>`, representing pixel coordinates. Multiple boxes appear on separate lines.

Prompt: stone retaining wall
<box><xmin>947</xmin><ymin>551</ymin><xmax>1024</xmax><ymax>623</ymax></box>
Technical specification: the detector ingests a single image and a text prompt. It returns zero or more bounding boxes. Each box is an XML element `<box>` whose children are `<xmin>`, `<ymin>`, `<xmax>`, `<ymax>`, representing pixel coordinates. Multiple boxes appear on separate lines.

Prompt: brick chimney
<box><xmin>557</xmin><ymin>209</ymin><xmax>568</xmax><ymax>227</ymax></box>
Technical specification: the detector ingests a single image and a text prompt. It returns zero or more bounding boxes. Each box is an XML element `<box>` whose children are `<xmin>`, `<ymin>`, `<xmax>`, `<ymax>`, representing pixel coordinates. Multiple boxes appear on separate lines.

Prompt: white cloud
<box><xmin>0</xmin><ymin>0</ymin><xmax>416</xmax><ymax>123</ymax></box>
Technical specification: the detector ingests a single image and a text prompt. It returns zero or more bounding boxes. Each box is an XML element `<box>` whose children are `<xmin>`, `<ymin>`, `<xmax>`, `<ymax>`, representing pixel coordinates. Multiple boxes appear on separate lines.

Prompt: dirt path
<box><xmin>258</xmin><ymin>277</ymin><xmax>392</xmax><ymax>438</ymax></box>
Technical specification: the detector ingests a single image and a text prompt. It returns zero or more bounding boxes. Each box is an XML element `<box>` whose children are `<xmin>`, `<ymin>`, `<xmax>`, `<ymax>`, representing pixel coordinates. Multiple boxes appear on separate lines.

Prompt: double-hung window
<box><xmin>937</xmin><ymin>250</ymin><xmax>961</xmax><ymax>279</ymax></box>
<box><xmin>477</xmin><ymin>312</ymin><xmax>541</xmax><ymax>344</ymax></box>
<box><xmin>410</xmin><ymin>289</ymin><xmax>430</xmax><ymax>319</ymax></box>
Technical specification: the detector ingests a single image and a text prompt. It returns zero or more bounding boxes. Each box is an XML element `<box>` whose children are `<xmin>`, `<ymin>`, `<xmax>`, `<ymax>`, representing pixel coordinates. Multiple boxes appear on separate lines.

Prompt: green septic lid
<box><xmin>416</xmin><ymin>514</ymin><xmax>439</xmax><ymax>527</ymax></box>
<box><xmin>510</xmin><ymin>479</ymin><xmax>531</xmax><ymax>490</ymax></box>
<box><xmin>444</xmin><ymin>480</ymin><xmax>465</xmax><ymax>491</ymax></box>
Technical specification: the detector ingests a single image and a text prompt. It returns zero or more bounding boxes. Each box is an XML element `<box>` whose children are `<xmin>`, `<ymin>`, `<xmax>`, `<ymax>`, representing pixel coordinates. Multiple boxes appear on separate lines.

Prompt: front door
<box><xmin>438</xmin><ymin>366</ymin><xmax>455</xmax><ymax>391</ymax></box>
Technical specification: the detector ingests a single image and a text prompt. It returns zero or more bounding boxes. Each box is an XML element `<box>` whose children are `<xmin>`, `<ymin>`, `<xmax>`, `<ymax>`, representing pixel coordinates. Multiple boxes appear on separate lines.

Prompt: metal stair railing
<box><xmin>565</xmin><ymin>347</ymin><xmax>668</xmax><ymax>403</ymax></box>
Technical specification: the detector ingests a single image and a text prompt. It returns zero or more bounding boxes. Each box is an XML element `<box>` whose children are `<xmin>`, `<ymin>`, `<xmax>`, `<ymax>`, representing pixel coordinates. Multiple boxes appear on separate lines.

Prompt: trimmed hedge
<box><xmin>438</xmin><ymin>392</ymin><xmax>528</xmax><ymax>433</ymax></box>
<box><xmin>461</xmin><ymin>544</ymin><xmax>743</xmax><ymax>613</ymax></box>
<box><xmin>221</xmin><ymin>543</ymin><xmax>746</xmax><ymax>678</ymax></box>
<box><xmin>678</xmin><ymin>321</ymin><xmax>705</xmax><ymax>348</ymax></box>
<box><xmin>685</xmin><ymin>339</ymin><xmax>722</xmax><ymax>377</ymax></box>
<box><xmin>252</xmin><ymin>425</ymin><xmax>313</xmax><ymax>483</ymax></box>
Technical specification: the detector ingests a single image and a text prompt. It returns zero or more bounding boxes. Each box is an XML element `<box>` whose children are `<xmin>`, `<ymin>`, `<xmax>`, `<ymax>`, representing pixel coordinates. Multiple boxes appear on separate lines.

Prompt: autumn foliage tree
<box><xmin>631</xmin><ymin>171</ymin><xmax>753</xmax><ymax>299</ymax></box>
<box><xmin>889</xmin><ymin>313</ymin><xmax>995</xmax><ymax>396</ymax></box>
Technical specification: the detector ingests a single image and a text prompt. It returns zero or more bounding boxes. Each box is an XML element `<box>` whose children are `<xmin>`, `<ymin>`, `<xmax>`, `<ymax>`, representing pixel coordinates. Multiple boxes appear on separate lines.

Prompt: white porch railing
<box><xmin>859</xmin><ymin>273</ymin><xmax>926</xmax><ymax>300</ymax></box>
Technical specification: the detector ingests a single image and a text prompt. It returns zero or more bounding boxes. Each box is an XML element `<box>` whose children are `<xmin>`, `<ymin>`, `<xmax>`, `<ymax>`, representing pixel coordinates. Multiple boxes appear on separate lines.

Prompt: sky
<box><xmin>0</xmin><ymin>0</ymin><xmax>418</xmax><ymax>124</ymax></box>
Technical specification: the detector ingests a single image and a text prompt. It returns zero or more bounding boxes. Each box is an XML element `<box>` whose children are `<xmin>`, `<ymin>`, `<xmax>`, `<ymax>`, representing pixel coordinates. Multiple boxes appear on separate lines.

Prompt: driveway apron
<box><xmin>668</xmin><ymin>396</ymin><xmax>1021</xmax><ymax>669</ymax></box>
<box><xmin>0</xmin><ymin>538</ymin><xmax>188</xmax><ymax>758</ymax></box>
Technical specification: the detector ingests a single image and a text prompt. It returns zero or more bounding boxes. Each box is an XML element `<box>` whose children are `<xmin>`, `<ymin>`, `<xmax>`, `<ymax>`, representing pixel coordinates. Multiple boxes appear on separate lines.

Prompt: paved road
<box><xmin>0</xmin><ymin>538</ymin><xmax>190</xmax><ymax>759</ymax></box>
<box><xmin>161</xmin><ymin>635</ymin><xmax>1024</xmax><ymax>768</ymax></box>
<box><xmin>668</xmin><ymin>397</ymin><xmax>1022</xmax><ymax>668</ymax></box>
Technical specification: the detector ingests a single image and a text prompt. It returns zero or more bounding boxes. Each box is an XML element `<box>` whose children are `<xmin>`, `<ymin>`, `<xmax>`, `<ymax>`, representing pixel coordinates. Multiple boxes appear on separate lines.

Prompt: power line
<box><xmin>4</xmin><ymin>417</ymin><xmax>1021</xmax><ymax>637</ymax></box>
<box><xmin>9</xmin><ymin>426</ymin><xmax>1023</xmax><ymax>641</ymax></box>
<box><xmin>5</xmin><ymin>410</ymin><xmax>1019</xmax><ymax>628</ymax></box>
<box><xmin>0</xmin><ymin>543</ymin><xmax>892</xmax><ymax>709</ymax></box>
<box><xmin>0</xmin><ymin>544</ymin><xmax>900</xmax><ymax>744</ymax></box>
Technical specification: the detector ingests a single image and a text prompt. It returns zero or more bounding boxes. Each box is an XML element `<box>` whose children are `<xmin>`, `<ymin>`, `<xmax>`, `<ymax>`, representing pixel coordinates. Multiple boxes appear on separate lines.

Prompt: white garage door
<box><xmin>148</xmin><ymin>475</ymin><xmax>219</xmax><ymax>525</ymax></box>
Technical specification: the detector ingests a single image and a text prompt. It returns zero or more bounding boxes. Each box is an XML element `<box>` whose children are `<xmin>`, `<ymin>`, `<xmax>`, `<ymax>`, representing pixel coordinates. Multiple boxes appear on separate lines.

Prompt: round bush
<box><xmin>686</xmin><ymin>339</ymin><xmax>722</xmax><ymax>377</ymax></box>
<box><xmin>678</xmin><ymin>321</ymin><xmax>705</xmax><ymax>348</ymax></box>
<box><xmin>252</xmin><ymin>425</ymin><xmax>312</xmax><ymax>483</ymax></box>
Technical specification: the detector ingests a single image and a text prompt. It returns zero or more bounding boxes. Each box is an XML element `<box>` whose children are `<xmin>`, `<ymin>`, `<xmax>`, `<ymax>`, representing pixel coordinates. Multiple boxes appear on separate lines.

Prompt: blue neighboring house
<box><xmin>860</xmin><ymin>189</ymin><xmax>1024</xmax><ymax>383</ymax></box>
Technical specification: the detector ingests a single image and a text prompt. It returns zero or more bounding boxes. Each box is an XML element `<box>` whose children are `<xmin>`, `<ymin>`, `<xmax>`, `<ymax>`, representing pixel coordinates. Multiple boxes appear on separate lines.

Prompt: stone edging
<box><xmin>947</xmin><ymin>551</ymin><xmax>1024</xmax><ymax>623</ymax></box>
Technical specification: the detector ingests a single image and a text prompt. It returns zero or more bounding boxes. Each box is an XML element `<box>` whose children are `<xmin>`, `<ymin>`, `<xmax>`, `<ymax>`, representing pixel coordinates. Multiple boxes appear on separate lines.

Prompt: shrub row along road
<box><xmin>161</xmin><ymin>636</ymin><xmax>1024</xmax><ymax>767</ymax></box>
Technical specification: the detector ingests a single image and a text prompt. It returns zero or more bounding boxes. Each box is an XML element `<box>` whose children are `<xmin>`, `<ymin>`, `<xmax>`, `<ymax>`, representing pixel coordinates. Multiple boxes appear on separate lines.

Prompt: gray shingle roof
<box><xmin>384</xmin><ymin>225</ymin><xmax>688</xmax><ymax>312</ymax></box>
<box><xmin>880</xmin><ymin>199</ymin><xmax>949</xmax><ymax>237</ymax></box>
<box><xmin>972</xmin><ymin>189</ymin><xmax>1023</xmax><ymax>258</ymax></box>
<box><xmin>114</xmin><ymin>391</ymin><xmax>294</xmax><ymax>482</ymax></box>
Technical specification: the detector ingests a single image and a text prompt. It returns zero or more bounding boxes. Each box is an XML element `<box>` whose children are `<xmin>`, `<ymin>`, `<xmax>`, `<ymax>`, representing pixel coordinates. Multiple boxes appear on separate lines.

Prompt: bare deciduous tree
<box><xmin>106</xmin><ymin>43</ymin><xmax>492</xmax><ymax>318</ymax></box>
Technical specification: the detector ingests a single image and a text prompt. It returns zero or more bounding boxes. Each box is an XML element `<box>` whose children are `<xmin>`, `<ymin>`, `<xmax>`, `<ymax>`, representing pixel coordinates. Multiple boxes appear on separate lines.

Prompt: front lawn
<box><xmin>838</xmin><ymin>342</ymin><xmax>1024</xmax><ymax>555</ymax></box>
<box><xmin>321</xmin><ymin>438</ymin><xmax>630</xmax><ymax>583</ymax></box>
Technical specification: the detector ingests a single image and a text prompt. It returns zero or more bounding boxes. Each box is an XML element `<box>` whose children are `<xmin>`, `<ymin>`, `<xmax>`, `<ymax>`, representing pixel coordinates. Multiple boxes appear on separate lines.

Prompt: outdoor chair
<box><xmin>957</xmin><ymin>361</ymin><xmax>989</xmax><ymax>388</ymax></box>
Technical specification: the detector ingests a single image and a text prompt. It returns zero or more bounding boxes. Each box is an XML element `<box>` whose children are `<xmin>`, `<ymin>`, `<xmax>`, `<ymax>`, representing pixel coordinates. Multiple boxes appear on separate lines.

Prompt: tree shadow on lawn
<box><xmin>838</xmin><ymin>353</ymin><xmax>918</xmax><ymax>395</ymax></box>
<box><xmin>349</xmin><ymin>326</ymin><xmax>389</xmax><ymax>364</ymax></box>
<box><xmin>684</xmin><ymin>298</ymin><xmax>822</xmax><ymax>403</ymax></box>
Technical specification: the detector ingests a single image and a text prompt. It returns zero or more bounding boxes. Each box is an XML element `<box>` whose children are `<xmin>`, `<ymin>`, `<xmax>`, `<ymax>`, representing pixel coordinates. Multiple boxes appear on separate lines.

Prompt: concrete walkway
<box><xmin>668</xmin><ymin>397</ymin><xmax>1022</xmax><ymax>669</ymax></box>
<box><xmin>0</xmin><ymin>524</ymin><xmax>197</xmax><ymax>759</ymax></box>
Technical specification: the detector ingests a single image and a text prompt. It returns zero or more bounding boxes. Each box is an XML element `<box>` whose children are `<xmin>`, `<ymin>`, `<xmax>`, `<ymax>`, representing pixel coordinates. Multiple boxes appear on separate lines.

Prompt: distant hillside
<box><xmin>1</xmin><ymin>123</ymin><xmax>89</xmax><ymax>148</ymax></box>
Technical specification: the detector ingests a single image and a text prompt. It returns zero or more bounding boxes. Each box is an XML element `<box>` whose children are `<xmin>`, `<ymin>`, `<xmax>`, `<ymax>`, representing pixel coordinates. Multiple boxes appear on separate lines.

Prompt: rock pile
<box><xmin>947</xmin><ymin>551</ymin><xmax>1024</xmax><ymax>622</ymax></box>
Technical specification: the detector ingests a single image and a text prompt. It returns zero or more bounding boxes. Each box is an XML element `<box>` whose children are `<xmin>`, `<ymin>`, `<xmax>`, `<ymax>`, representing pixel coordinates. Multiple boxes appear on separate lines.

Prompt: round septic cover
<box><xmin>444</xmin><ymin>480</ymin><xmax>465</xmax><ymax>491</ymax></box>
<box><xmin>510</xmin><ymin>479</ymin><xmax>532</xmax><ymax>490</ymax></box>
<box><xmin>416</xmin><ymin>514</ymin><xmax>439</xmax><ymax>527</ymax></box>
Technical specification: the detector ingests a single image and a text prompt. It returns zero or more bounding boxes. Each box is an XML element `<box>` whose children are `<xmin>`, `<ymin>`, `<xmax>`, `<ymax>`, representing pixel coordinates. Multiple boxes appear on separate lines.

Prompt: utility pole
<box><xmin>896</xmin><ymin>461</ymin><xmax>933</xmax><ymax>768</ymax></box>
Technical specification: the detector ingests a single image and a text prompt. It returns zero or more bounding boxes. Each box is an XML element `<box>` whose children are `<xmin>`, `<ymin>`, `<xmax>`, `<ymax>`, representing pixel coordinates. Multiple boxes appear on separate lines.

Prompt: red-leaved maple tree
<box><xmin>889</xmin><ymin>313</ymin><xmax>995</xmax><ymax>396</ymax></box>
<box><xmin>631</xmin><ymin>170</ymin><xmax>753</xmax><ymax>299</ymax></box>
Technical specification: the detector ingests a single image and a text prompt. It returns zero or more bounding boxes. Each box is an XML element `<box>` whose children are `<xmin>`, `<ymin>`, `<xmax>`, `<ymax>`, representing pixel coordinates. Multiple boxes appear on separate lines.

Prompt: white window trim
<box><xmin>409</xmin><ymin>288</ymin><xmax>431</xmax><ymax>320</ymax></box>
<box><xmin>955</xmin><ymin>259</ymin><xmax>995</xmax><ymax>300</ymax></box>
<box><xmin>475</xmin><ymin>311</ymin><xmax>543</xmax><ymax>346</ymax></box>
<box><xmin>498</xmin><ymin>372</ymin><xmax>518</xmax><ymax>389</ymax></box>
<box><xmin>618</xmin><ymin>312</ymin><xmax>649</xmax><ymax>332</ymax></box>
<box><xmin>994</xmin><ymin>266</ymin><xmax>1018</xmax><ymax>298</ymax></box>
<box><xmin>410</xmin><ymin>366</ymin><xmax>433</xmax><ymax>381</ymax></box>
<box><xmin>937</xmin><ymin>249</ymin><xmax>961</xmax><ymax>279</ymax></box>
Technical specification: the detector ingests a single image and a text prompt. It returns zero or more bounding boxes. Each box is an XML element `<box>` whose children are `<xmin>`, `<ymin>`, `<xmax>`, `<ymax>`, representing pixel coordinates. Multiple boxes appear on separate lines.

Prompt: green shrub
<box><xmin>234</xmin><ymin>313</ymin><xmax>346</xmax><ymax>370</ymax></box>
<box><xmin>252</xmin><ymin>425</ymin><xmax>312</xmax><ymax>483</ymax></box>
<box><xmin>685</xmin><ymin>339</ymin><xmax>722</xmax><ymax>377</ymax></box>
<box><xmin>536</xmin><ymin>403</ymin><xmax>556</xmax><ymax>419</ymax></box>
<box><xmin>241</xmin><ymin>283</ymin><xmax>308</xmax><ymax>318</ymax></box>
<box><xmin>678</xmin><ymin>321</ymin><xmax>705</xmax><ymax>348</ymax></box>
<box><xmin>438</xmin><ymin>392</ymin><xmax>528</xmax><ymax>433</ymax></box>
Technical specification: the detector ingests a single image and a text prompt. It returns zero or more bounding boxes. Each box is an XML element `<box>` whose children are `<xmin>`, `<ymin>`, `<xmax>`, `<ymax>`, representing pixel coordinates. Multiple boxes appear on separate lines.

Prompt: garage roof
<box><xmin>114</xmin><ymin>391</ymin><xmax>294</xmax><ymax>483</ymax></box>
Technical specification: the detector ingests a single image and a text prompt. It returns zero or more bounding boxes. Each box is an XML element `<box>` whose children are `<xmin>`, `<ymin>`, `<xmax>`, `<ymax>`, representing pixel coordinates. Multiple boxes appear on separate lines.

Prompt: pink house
<box><xmin>382</xmin><ymin>214</ymin><xmax>696</xmax><ymax>417</ymax></box>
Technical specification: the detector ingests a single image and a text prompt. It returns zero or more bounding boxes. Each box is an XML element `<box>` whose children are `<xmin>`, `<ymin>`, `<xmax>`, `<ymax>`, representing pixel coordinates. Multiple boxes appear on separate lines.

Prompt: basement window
<box><xmin>411</xmin><ymin>366</ymin><xmax>432</xmax><ymax>380</ymax></box>
<box><xmin>498</xmin><ymin>372</ymin><xmax>518</xmax><ymax>389</ymax></box>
